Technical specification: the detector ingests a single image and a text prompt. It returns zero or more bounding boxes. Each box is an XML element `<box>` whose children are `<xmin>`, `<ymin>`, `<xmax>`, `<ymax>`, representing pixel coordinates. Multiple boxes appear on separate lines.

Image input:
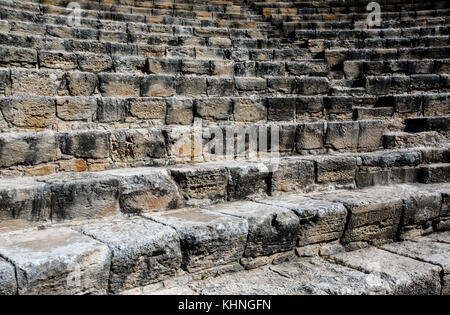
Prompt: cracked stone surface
<box><xmin>0</xmin><ymin>227</ymin><xmax>111</xmax><ymax>295</ymax></box>
<box><xmin>142</xmin><ymin>208</ymin><xmax>248</xmax><ymax>273</ymax></box>
<box><xmin>203</xmin><ymin>201</ymin><xmax>299</xmax><ymax>259</ymax></box>
<box><xmin>79</xmin><ymin>217</ymin><xmax>182</xmax><ymax>293</ymax></box>
<box><xmin>333</xmin><ymin>247</ymin><xmax>442</xmax><ymax>294</ymax></box>
<box><xmin>257</xmin><ymin>194</ymin><xmax>347</xmax><ymax>246</ymax></box>
<box><xmin>380</xmin><ymin>236</ymin><xmax>450</xmax><ymax>295</ymax></box>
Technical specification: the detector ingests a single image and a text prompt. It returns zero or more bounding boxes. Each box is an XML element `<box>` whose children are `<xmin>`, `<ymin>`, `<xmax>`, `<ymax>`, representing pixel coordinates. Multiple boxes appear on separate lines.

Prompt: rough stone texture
<box><xmin>143</xmin><ymin>208</ymin><xmax>248</xmax><ymax>273</ymax></box>
<box><xmin>59</xmin><ymin>130</ymin><xmax>109</xmax><ymax>159</ymax></box>
<box><xmin>296</xmin><ymin>122</ymin><xmax>324</xmax><ymax>151</ymax></box>
<box><xmin>99</xmin><ymin>74</ymin><xmax>140</xmax><ymax>97</ymax></box>
<box><xmin>45</xmin><ymin>173</ymin><xmax>120</xmax><ymax>222</ymax></box>
<box><xmin>170</xmin><ymin>164</ymin><xmax>228</xmax><ymax>206</ymax></box>
<box><xmin>141</xmin><ymin>75</ymin><xmax>176</xmax><ymax>97</ymax></box>
<box><xmin>165</xmin><ymin>98</ymin><xmax>193</xmax><ymax>125</ymax></box>
<box><xmin>188</xmin><ymin>258</ymin><xmax>390</xmax><ymax>295</ymax></box>
<box><xmin>381</xmin><ymin>237</ymin><xmax>450</xmax><ymax>294</ymax></box>
<box><xmin>0</xmin><ymin>96</ymin><xmax>55</xmax><ymax>128</ymax></box>
<box><xmin>195</xmin><ymin>98</ymin><xmax>232</xmax><ymax>121</ymax></box>
<box><xmin>313</xmin><ymin>188</ymin><xmax>403</xmax><ymax>245</ymax></box>
<box><xmin>56</xmin><ymin>97</ymin><xmax>97</xmax><ymax>121</ymax></box>
<box><xmin>226</xmin><ymin>163</ymin><xmax>270</xmax><ymax>201</ymax></box>
<box><xmin>66</xmin><ymin>72</ymin><xmax>98</xmax><ymax>96</ymax></box>
<box><xmin>271</xmin><ymin>158</ymin><xmax>315</xmax><ymax>194</ymax></box>
<box><xmin>0</xmin><ymin>228</ymin><xmax>111</xmax><ymax>295</ymax></box>
<box><xmin>333</xmin><ymin>247</ymin><xmax>442</xmax><ymax>295</ymax></box>
<box><xmin>0</xmin><ymin>131</ymin><xmax>57</xmax><ymax>167</ymax></box>
<box><xmin>204</xmin><ymin>201</ymin><xmax>299</xmax><ymax>259</ymax></box>
<box><xmin>103</xmin><ymin>168</ymin><xmax>182</xmax><ymax>214</ymax></box>
<box><xmin>80</xmin><ymin>218</ymin><xmax>182</xmax><ymax>293</ymax></box>
<box><xmin>314</xmin><ymin>156</ymin><xmax>357</xmax><ymax>184</ymax></box>
<box><xmin>0</xmin><ymin>178</ymin><xmax>51</xmax><ymax>222</ymax></box>
<box><xmin>259</xmin><ymin>195</ymin><xmax>347</xmax><ymax>246</ymax></box>
<box><xmin>0</xmin><ymin>258</ymin><xmax>17</xmax><ymax>295</ymax></box>
<box><xmin>78</xmin><ymin>54</ymin><xmax>112</xmax><ymax>73</ymax></box>
<box><xmin>109</xmin><ymin>128</ymin><xmax>166</xmax><ymax>162</ymax></box>
<box><xmin>326</xmin><ymin>121</ymin><xmax>359</xmax><ymax>150</ymax></box>
<box><xmin>129</xmin><ymin>98</ymin><xmax>166</xmax><ymax>120</ymax></box>
<box><xmin>233</xmin><ymin>97</ymin><xmax>266</xmax><ymax>123</ymax></box>
<box><xmin>10</xmin><ymin>69</ymin><xmax>64</xmax><ymax>96</ymax></box>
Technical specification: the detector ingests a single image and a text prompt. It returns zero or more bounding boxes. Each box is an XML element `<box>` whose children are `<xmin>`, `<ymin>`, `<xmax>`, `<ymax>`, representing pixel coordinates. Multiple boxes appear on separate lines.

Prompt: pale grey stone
<box><xmin>204</xmin><ymin>201</ymin><xmax>299</xmax><ymax>259</ymax></box>
<box><xmin>333</xmin><ymin>247</ymin><xmax>442</xmax><ymax>295</ymax></box>
<box><xmin>143</xmin><ymin>208</ymin><xmax>248</xmax><ymax>273</ymax></box>
<box><xmin>0</xmin><ymin>258</ymin><xmax>16</xmax><ymax>295</ymax></box>
<box><xmin>0</xmin><ymin>228</ymin><xmax>111</xmax><ymax>295</ymax></box>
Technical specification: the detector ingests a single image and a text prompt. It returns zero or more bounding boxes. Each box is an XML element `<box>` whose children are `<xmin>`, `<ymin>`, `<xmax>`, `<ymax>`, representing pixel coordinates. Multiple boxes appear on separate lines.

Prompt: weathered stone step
<box><xmin>0</xmin><ymin>48</ymin><xmax>326</xmax><ymax>77</ymax></box>
<box><xmin>0</xmin><ymin>3</ymin><xmax>267</xmax><ymax>30</ymax></box>
<box><xmin>0</xmin><ymin>146</ymin><xmax>447</xmax><ymax>223</ymax></box>
<box><xmin>296</xmin><ymin>26</ymin><xmax>450</xmax><ymax>41</ymax></box>
<box><xmin>310</xmin><ymin>36</ymin><xmax>450</xmax><ymax>54</ymax></box>
<box><xmin>0</xmin><ymin>185</ymin><xmax>448</xmax><ymax>295</ymax></box>
<box><xmin>0</xmin><ymin>67</ymin><xmax>334</xmax><ymax>98</ymax></box>
<box><xmin>344</xmin><ymin>59</ymin><xmax>450</xmax><ymax>79</ymax></box>
<box><xmin>325</xmin><ymin>46</ymin><xmax>450</xmax><ymax>67</ymax></box>
<box><xmin>0</xmin><ymin>33</ymin><xmax>313</xmax><ymax>61</ymax></box>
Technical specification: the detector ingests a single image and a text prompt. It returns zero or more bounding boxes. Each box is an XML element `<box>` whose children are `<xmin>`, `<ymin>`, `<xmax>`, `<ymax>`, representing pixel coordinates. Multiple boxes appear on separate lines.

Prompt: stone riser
<box><xmin>0</xmin><ymin>33</ymin><xmax>312</xmax><ymax>61</ymax></box>
<box><xmin>0</xmin><ymin>182</ymin><xmax>448</xmax><ymax>294</ymax></box>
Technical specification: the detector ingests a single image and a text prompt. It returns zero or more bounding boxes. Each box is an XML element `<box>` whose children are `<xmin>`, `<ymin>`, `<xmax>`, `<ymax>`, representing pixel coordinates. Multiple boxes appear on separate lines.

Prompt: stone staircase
<box><xmin>0</xmin><ymin>0</ymin><xmax>448</xmax><ymax>295</ymax></box>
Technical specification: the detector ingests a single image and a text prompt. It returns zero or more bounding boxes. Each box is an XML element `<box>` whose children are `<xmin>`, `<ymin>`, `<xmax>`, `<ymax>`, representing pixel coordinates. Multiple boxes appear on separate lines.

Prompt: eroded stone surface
<box><xmin>204</xmin><ymin>201</ymin><xmax>299</xmax><ymax>259</ymax></box>
<box><xmin>0</xmin><ymin>228</ymin><xmax>111</xmax><ymax>295</ymax></box>
<box><xmin>333</xmin><ymin>247</ymin><xmax>442</xmax><ymax>295</ymax></box>
<box><xmin>187</xmin><ymin>258</ymin><xmax>390</xmax><ymax>295</ymax></box>
<box><xmin>259</xmin><ymin>194</ymin><xmax>347</xmax><ymax>246</ymax></box>
<box><xmin>143</xmin><ymin>208</ymin><xmax>248</xmax><ymax>273</ymax></box>
<box><xmin>0</xmin><ymin>258</ymin><xmax>16</xmax><ymax>295</ymax></box>
<box><xmin>80</xmin><ymin>218</ymin><xmax>182</xmax><ymax>293</ymax></box>
<box><xmin>312</xmin><ymin>188</ymin><xmax>403</xmax><ymax>245</ymax></box>
<box><xmin>103</xmin><ymin>168</ymin><xmax>182</xmax><ymax>214</ymax></box>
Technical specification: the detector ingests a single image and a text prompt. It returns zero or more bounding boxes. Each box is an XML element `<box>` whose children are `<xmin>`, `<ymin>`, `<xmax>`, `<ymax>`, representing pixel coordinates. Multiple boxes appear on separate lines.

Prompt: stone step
<box><xmin>0</xmin><ymin>48</ymin><xmax>327</xmax><ymax>76</ymax></box>
<box><xmin>295</xmin><ymin>26</ymin><xmax>450</xmax><ymax>41</ymax></box>
<box><xmin>0</xmin><ymin>147</ymin><xmax>447</xmax><ymax>223</ymax></box>
<box><xmin>0</xmin><ymin>68</ymin><xmax>333</xmax><ymax>98</ymax></box>
<box><xmin>0</xmin><ymin>184</ymin><xmax>448</xmax><ymax>294</ymax></box>
<box><xmin>344</xmin><ymin>59</ymin><xmax>450</xmax><ymax>79</ymax></box>
<box><xmin>0</xmin><ymin>33</ymin><xmax>314</xmax><ymax>61</ymax></box>
<box><xmin>0</xmin><ymin>93</ymin><xmax>447</xmax><ymax>133</ymax></box>
<box><xmin>283</xmin><ymin>18</ymin><xmax>449</xmax><ymax>35</ymax></box>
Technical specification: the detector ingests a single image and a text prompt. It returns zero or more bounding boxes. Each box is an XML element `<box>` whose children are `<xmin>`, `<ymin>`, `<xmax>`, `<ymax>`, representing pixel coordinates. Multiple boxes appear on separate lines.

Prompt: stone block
<box><xmin>98</xmin><ymin>73</ymin><xmax>140</xmax><ymax>97</ymax></box>
<box><xmin>46</xmin><ymin>173</ymin><xmax>120</xmax><ymax>222</ymax></box>
<box><xmin>205</xmin><ymin>201</ymin><xmax>299</xmax><ymax>258</ymax></box>
<box><xmin>261</xmin><ymin>195</ymin><xmax>347</xmax><ymax>246</ymax></box>
<box><xmin>0</xmin><ymin>96</ymin><xmax>55</xmax><ymax>128</ymax></box>
<box><xmin>0</xmin><ymin>131</ymin><xmax>57</xmax><ymax>167</ymax></box>
<box><xmin>109</xmin><ymin>128</ymin><xmax>166</xmax><ymax>162</ymax></box>
<box><xmin>0</xmin><ymin>228</ymin><xmax>111</xmax><ymax>295</ymax></box>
